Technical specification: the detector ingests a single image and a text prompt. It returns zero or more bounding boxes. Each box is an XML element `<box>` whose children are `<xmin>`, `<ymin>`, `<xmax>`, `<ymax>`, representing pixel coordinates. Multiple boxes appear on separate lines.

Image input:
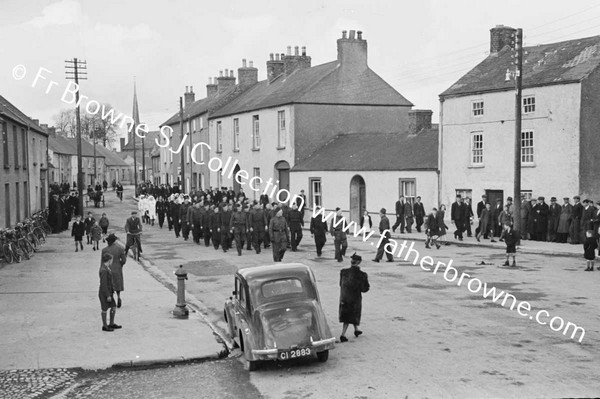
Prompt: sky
<box><xmin>2</xmin><ymin>0</ymin><xmax>600</xmax><ymax>143</ymax></box>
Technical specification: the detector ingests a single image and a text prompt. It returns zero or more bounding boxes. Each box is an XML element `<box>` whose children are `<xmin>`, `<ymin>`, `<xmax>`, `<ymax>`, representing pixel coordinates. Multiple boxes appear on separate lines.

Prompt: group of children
<box><xmin>71</xmin><ymin>211</ymin><xmax>110</xmax><ymax>251</ymax></box>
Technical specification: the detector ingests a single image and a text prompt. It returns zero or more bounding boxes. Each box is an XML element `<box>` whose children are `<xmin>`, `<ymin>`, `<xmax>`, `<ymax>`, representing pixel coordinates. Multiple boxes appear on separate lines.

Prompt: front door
<box><xmin>485</xmin><ymin>189</ymin><xmax>503</xmax><ymax>209</ymax></box>
<box><xmin>349</xmin><ymin>175</ymin><xmax>366</xmax><ymax>223</ymax></box>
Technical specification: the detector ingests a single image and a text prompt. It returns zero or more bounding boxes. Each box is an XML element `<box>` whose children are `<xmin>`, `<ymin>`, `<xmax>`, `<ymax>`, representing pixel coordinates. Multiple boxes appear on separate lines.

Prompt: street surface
<box><xmin>1</xmin><ymin>190</ymin><xmax>599</xmax><ymax>398</ymax></box>
<box><xmin>112</xmin><ymin>193</ymin><xmax>600</xmax><ymax>398</ymax></box>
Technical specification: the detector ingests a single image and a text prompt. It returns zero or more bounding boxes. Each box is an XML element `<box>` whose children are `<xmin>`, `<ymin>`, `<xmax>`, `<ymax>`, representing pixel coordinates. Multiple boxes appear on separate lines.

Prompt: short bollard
<box><xmin>173</xmin><ymin>265</ymin><xmax>189</xmax><ymax>319</ymax></box>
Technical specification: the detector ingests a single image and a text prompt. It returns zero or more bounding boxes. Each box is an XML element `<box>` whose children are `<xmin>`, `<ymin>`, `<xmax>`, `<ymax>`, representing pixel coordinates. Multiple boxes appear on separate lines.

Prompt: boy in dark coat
<box><xmin>98</xmin><ymin>253</ymin><xmax>121</xmax><ymax>332</ymax></box>
<box><xmin>71</xmin><ymin>215</ymin><xmax>85</xmax><ymax>252</ymax></box>
<box><xmin>339</xmin><ymin>253</ymin><xmax>369</xmax><ymax>342</ymax></box>
<box><xmin>583</xmin><ymin>230</ymin><xmax>597</xmax><ymax>271</ymax></box>
<box><xmin>83</xmin><ymin>212</ymin><xmax>95</xmax><ymax>245</ymax></box>
<box><xmin>310</xmin><ymin>207</ymin><xmax>329</xmax><ymax>257</ymax></box>
<box><xmin>503</xmin><ymin>223</ymin><xmax>520</xmax><ymax>267</ymax></box>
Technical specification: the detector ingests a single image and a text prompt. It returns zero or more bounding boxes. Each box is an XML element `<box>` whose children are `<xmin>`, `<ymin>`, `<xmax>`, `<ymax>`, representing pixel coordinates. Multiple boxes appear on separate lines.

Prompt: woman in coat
<box><xmin>147</xmin><ymin>195</ymin><xmax>157</xmax><ymax>226</ymax></box>
<box><xmin>339</xmin><ymin>253</ymin><xmax>369</xmax><ymax>342</ymax></box>
<box><xmin>101</xmin><ymin>233</ymin><xmax>127</xmax><ymax>308</ymax></box>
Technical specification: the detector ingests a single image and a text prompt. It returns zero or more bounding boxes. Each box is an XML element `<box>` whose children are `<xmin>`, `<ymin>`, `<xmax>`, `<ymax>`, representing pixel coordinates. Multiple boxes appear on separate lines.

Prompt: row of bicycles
<box><xmin>0</xmin><ymin>208</ymin><xmax>52</xmax><ymax>264</ymax></box>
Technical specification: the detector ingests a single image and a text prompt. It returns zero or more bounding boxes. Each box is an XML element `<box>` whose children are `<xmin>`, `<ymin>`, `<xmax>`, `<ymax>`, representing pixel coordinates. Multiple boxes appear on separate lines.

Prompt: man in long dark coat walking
<box><xmin>570</xmin><ymin>195</ymin><xmax>583</xmax><ymax>244</ymax></box>
<box><xmin>310</xmin><ymin>207</ymin><xmax>328</xmax><ymax>256</ymax></box>
<box><xmin>373</xmin><ymin>208</ymin><xmax>394</xmax><ymax>262</ymax></box>
<box><xmin>339</xmin><ymin>253</ymin><xmax>369</xmax><ymax>342</ymax></box>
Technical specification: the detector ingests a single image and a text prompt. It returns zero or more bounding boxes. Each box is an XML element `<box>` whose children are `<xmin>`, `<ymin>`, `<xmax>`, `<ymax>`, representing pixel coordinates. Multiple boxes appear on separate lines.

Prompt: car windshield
<box><xmin>261</xmin><ymin>278</ymin><xmax>304</xmax><ymax>299</ymax></box>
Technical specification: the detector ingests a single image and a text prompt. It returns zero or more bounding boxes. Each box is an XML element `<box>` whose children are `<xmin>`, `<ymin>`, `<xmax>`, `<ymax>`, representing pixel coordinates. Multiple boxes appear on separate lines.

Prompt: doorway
<box><xmin>275</xmin><ymin>161</ymin><xmax>290</xmax><ymax>193</ymax></box>
<box><xmin>349</xmin><ymin>175</ymin><xmax>366</xmax><ymax>223</ymax></box>
<box><xmin>485</xmin><ymin>189</ymin><xmax>504</xmax><ymax>209</ymax></box>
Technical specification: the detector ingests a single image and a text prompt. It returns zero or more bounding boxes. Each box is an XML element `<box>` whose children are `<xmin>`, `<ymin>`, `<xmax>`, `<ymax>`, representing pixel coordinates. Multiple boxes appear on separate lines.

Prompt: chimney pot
<box><xmin>208</xmin><ymin>77</ymin><xmax>211</xmax><ymax>84</ymax></box>
<box><xmin>287</xmin><ymin>46</ymin><xmax>292</xmax><ymax>55</ymax></box>
<box><xmin>342</xmin><ymin>30</ymin><xmax>347</xmax><ymax>39</ymax></box>
<box><xmin>185</xmin><ymin>85</ymin><xmax>188</xmax><ymax>92</ymax></box>
<box><xmin>242</xmin><ymin>59</ymin><xmax>247</xmax><ymax>67</ymax></box>
<box><xmin>249</xmin><ymin>60</ymin><xmax>253</xmax><ymax>67</ymax></box>
<box><xmin>219</xmin><ymin>70</ymin><xmax>223</xmax><ymax>77</ymax></box>
<box><xmin>275</xmin><ymin>53</ymin><xmax>280</xmax><ymax>61</ymax></box>
<box><xmin>230</xmin><ymin>70</ymin><xmax>234</xmax><ymax>77</ymax></box>
<box><xmin>190</xmin><ymin>86</ymin><xmax>193</xmax><ymax>92</ymax></box>
<box><xmin>349</xmin><ymin>30</ymin><xmax>356</xmax><ymax>39</ymax></box>
<box><xmin>281</xmin><ymin>53</ymin><xmax>285</xmax><ymax>60</ymax></box>
<box><xmin>301</xmin><ymin>46</ymin><xmax>306</xmax><ymax>56</ymax></box>
<box><xmin>225</xmin><ymin>68</ymin><xmax>228</xmax><ymax>76</ymax></box>
<box><xmin>294</xmin><ymin>46</ymin><xmax>299</xmax><ymax>56</ymax></box>
<box><xmin>357</xmin><ymin>31</ymin><xmax>362</xmax><ymax>40</ymax></box>
<box><xmin>270</xmin><ymin>53</ymin><xmax>274</xmax><ymax>61</ymax></box>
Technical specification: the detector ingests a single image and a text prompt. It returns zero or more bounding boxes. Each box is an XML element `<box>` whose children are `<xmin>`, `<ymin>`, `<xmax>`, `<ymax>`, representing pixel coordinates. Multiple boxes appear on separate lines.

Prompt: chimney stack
<box><xmin>217</xmin><ymin>69</ymin><xmax>236</xmax><ymax>94</ymax></box>
<box><xmin>267</xmin><ymin>51</ymin><xmax>285</xmax><ymax>83</ymax></box>
<box><xmin>238</xmin><ymin>58</ymin><xmax>258</xmax><ymax>89</ymax></box>
<box><xmin>283</xmin><ymin>45</ymin><xmax>311</xmax><ymax>78</ymax></box>
<box><xmin>490</xmin><ymin>25</ymin><xmax>516</xmax><ymax>54</ymax></box>
<box><xmin>207</xmin><ymin>77</ymin><xmax>218</xmax><ymax>98</ymax></box>
<box><xmin>184</xmin><ymin>86</ymin><xmax>195</xmax><ymax>106</ymax></box>
<box><xmin>32</xmin><ymin>119</ymin><xmax>39</xmax><ymax>125</ymax></box>
<box><xmin>337</xmin><ymin>28</ymin><xmax>368</xmax><ymax>74</ymax></box>
<box><xmin>408</xmin><ymin>110</ymin><xmax>433</xmax><ymax>134</ymax></box>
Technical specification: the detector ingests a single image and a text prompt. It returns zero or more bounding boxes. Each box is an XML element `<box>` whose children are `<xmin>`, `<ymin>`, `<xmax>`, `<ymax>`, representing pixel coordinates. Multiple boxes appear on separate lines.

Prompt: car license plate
<box><xmin>278</xmin><ymin>348</ymin><xmax>311</xmax><ymax>360</ymax></box>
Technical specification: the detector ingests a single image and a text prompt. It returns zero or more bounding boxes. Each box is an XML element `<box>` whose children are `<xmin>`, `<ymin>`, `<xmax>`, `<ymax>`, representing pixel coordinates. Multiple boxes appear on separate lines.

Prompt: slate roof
<box><xmin>161</xmin><ymin>86</ymin><xmax>239</xmax><ymax>126</ymax></box>
<box><xmin>440</xmin><ymin>35</ymin><xmax>600</xmax><ymax>98</ymax></box>
<box><xmin>49</xmin><ymin>136</ymin><xmax>101</xmax><ymax>157</ymax></box>
<box><xmin>211</xmin><ymin>61</ymin><xmax>413</xmax><ymax>118</ymax></box>
<box><xmin>121</xmin><ymin>130</ymin><xmax>161</xmax><ymax>151</ymax></box>
<box><xmin>0</xmin><ymin>94</ymin><xmax>48</xmax><ymax>135</ymax></box>
<box><xmin>291</xmin><ymin>128</ymin><xmax>438</xmax><ymax>172</ymax></box>
<box><xmin>94</xmin><ymin>145</ymin><xmax>129</xmax><ymax>167</ymax></box>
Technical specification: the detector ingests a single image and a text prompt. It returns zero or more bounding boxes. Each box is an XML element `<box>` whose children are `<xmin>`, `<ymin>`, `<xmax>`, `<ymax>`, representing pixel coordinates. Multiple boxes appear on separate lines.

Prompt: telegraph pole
<box><xmin>179</xmin><ymin>97</ymin><xmax>185</xmax><ymax>193</ymax></box>
<box><xmin>65</xmin><ymin>58</ymin><xmax>87</xmax><ymax>214</ymax></box>
<box><xmin>513</xmin><ymin>28</ymin><xmax>523</xmax><ymax>235</ymax></box>
<box><xmin>141</xmin><ymin>124</ymin><xmax>146</xmax><ymax>182</ymax></box>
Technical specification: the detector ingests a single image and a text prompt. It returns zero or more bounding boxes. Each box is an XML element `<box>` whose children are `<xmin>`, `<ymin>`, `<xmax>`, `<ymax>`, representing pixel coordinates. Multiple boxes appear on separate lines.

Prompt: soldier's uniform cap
<box><xmin>550</xmin><ymin>197</ymin><xmax>557</xmax><ymax>201</ymax></box>
<box><xmin>583</xmin><ymin>199</ymin><xmax>591</xmax><ymax>203</ymax></box>
<box><xmin>537</xmin><ymin>196</ymin><xmax>545</xmax><ymax>200</ymax></box>
<box><xmin>563</xmin><ymin>197</ymin><xmax>569</xmax><ymax>200</ymax></box>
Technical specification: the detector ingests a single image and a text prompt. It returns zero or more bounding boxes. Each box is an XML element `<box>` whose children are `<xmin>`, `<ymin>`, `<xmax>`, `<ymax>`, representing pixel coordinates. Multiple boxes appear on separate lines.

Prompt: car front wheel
<box><xmin>317</xmin><ymin>350</ymin><xmax>329</xmax><ymax>362</ymax></box>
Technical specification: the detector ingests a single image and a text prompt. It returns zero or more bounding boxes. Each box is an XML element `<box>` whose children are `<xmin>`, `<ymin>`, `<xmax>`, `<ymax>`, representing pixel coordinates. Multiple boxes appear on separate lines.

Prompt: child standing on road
<box><xmin>71</xmin><ymin>215</ymin><xmax>85</xmax><ymax>252</ymax></box>
<box><xmin>91</xmin><ymin>221</ymin><xmax>102</xmax><ymax>251</ymax></box>
<box><xmin>583</xmin><ymin>230</ymin><xmax>597</xmax><ymax>271</ymax></box>
<box><xmin>503</xmin><ymin>223</ymin><xmax>520</xmax><ymax>267</ymax></box>
<box><xmin>99</xmin><ymin>253</ymin><xmax>121</xmax><ymax>332</ymax></box>
<box><xmin>83</xmin><ymin>212</ymin><xmax>95</xmax><ymax>245</ymax></box>
<box><xmin>99</xmin><ymin>213</ymin><xmax>109</xmax><ymax>242</ymax></box>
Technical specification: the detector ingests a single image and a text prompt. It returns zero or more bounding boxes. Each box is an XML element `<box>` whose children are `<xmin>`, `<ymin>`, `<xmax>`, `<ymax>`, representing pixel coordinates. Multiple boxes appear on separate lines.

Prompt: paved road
<box><xmin>113</xmin><ymin>195</ymin><xmax>600</xmax><ymax>398</ymax></box>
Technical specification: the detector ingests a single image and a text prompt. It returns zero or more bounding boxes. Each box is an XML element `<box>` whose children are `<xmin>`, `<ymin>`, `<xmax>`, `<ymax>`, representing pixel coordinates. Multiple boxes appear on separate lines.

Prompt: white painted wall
<box><xmin>440</xmin><ymin>83</ymin><xmax>581</xmax><ymax>205</ymax></box>
<box><xmin>208</xmin><ymin>105</ymin><xmax>295</xmax><ymax>201</ymax></box>
<box><xmin>290</xmin><ymin>170</ymin><xmax>438</xmax><ymax>225</ymax></box>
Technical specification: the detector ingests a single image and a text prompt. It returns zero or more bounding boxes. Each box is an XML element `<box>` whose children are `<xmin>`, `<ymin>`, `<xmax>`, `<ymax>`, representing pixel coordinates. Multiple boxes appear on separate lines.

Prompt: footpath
<box><xmin>0</xmin><ymin>191</ymin><xmax>224</xmax><ymax>374</ymax></box>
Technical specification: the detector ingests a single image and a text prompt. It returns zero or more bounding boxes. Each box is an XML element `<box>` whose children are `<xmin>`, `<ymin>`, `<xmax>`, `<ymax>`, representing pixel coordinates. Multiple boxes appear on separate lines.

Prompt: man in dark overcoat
<box><xmin>331</xmin><ymin>208</ymin><xmax>348</xmax><ymax>262</ymax></box>
<box><xmin>547</xmin><ymin>197</ymin><xmax>561</xmax><ymax>242</ymax></box>
<box><xmin>570</xmin><ymin>195</ymin><xmax>583</xmax><ymax>244</ymax></box>
<box><xmin>373</xmin><ymin>208</ymin><xmax>394</xmax><ymax>262</ymax></box>
<box><xmin>413</xmin><ymin>196</ymin><xmax>425</xmax><ymax>233</ymax></box>
<box><xmin>392</xmin><ymin>196</ymin><xmax>405</xmax><ymax>233</ymax></box>
<box><xmin>310</xmin><ymin>206</ymin><xmax>328</xmax><ymax>256</ymax></box>
<box><xmin>269</xmin><ymin>207</ymin><xmax>289</xmax><ymax>262</ymax></box>
<box><xmin>339</xmin><ymin>253</ymin><xmax>370</xmax><ymax>342</ymax></box>
<box><xmin>520</xmin><ymin>196</ymin><xmax>531</xmax><ymax>240</ymax></box>
<box><xmin>475</xmin><ymin>194</ymin><xmax>487</xmax><ymax>237</ymax></box>
<box><xmin>533</xmin><ymin>196</ymin><xmax>549</xmax><ymax>241</ymax></box>
<box><xmin>287</xmin><ymin>203</ymin><xmax>304</xmax><ymax>251</ymax></box>
<box><xmin>451</xmin><ymin>195</ymin><xmax>465</xmax><ymax>240</ymax></box>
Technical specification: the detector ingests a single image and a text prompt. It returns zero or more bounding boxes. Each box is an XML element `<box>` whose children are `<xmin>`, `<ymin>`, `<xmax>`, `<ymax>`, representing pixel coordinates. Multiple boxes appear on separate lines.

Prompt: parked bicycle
<box><xmin>1</xmin><ymin>229</ymin><xmax>24</xmax><ymax>263</ymax></box>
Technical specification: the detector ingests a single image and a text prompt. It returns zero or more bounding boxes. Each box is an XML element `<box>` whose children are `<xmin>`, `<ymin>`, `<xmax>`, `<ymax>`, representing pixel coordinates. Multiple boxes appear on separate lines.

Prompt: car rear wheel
<box><xmin>317</xmin><ymin>350</ymin><xmax>329</xmax><ymax>362</ymax></box>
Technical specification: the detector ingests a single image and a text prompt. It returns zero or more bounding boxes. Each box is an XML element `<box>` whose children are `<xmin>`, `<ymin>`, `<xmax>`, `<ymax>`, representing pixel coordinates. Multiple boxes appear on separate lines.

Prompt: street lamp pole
<box><xmin>93</xmin><ymin>122</ymin><xmax>97</xmax><ymax>184</ymax></box>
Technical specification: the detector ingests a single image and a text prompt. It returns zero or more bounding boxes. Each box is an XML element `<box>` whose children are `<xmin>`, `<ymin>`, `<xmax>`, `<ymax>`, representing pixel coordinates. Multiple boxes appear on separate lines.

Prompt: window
<box><xmin>2</xmin><ymin>122</ymin><xmax>8</xmax><ymax>167</ymax></box>
<box><xmin>216</xmin><ymin>122</ymin><xmax>223</xmax><ymax>152</ymax></box>
<box><xmin>13</xmin><ymin>126</ymin><xmax>19</xmax><ymax>168</ymax></box>
<box><xmin>470</xmin><ymin>132</ymin><xmax>484</xmax><ymax>166</ymax></box>
<box><xmin>399</xmin><ymin>179</ymin><xmax>416</xmax><ymax>206</ymax></box>
<box><xmin>262</xmin><ymin>278</ymin><xmax>303</xmax><ymax>298</ymax></box>
<box><xmin>523</xmin><ymin>96</ymin><xmax>535</xmax><ymax>113</ymax></box>
<box><xmin>521</xmin><ymin>130</ymin><xmax>534</xmax><ymax>164</ymax></box>
<box><xmin>233</xmin><ymin>118</ymin><xmax>240</xmax><ymax>151</ymax></box>
<box><xmin>252</xmin><ymin>115</ymin><xmax>260</xmax><ymax>149</ymax></box>
<box><xmin>521</xmin><ymin>190</ymin><xmax>533</xmax><ymax>201</ymax></box>
<box><xmin>472</xmin><ymin>101</ymin><xmax>484</xmax><ymax>116</ymax></box>
<box><xmin>309</xmin><ymin>178</ymin><xmax>322</xmax><ymax>207</ymax></box>
<box><xmin>277</xmin><ymin>110</ymin><xmax>286</xmax><ymax>148</ymax></box>
<box><xmin>5</xmin><ymin>184</ymin><xmax>10</xmax><ymax>227</ymax></box>
<box><xmin>455</xmin><ymin>189</ymin><xmax>472</xmax><ymax>200</ymax></box>
<box><xmin>15</xmin><ymin>182</ymin><xmax>20</xmax><ymax>223</ymax></box>
<box><xmin>21</xmin><ymin>129</ymin><xmax>26</xmax><ymax>169</ymax></box>
<box><xmin>186</xmin><ymin>145</ymin><xmax>190</xmax><ymax>164</ymax></box>
<box><xmin>252</xmin><ymin>168</ymin><xmax>260</xmax><ymax>200</ymax></box>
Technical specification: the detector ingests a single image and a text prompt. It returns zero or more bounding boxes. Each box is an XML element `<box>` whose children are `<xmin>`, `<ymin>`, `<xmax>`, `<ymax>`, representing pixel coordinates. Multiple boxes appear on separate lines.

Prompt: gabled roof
<box><xmin>0</xmin><ymin>94</ymin><xmax>48</xmax><ymax>135</ymax></box>
<box><xmin>121</xmin><ymin>130</ymin><xmax>161</xmax><ymax>151</ymax></box>
<box><xmin>49</xmin><ymin>135</ymin><xmax>103</xmax><ymax>158</ymax></box>
<box><xmin>440</xmin><ymin>35</ymin><xmax>600</xmax><ymax>98</ymax></box>
<box><xmin>292</xmin><ymin>128</ymin><xmax>438</xmax><ymax>172</ymax></box>
<box><xmin>161</xmin><ymin>85</ymin><xmax>239</xmax><ymax>126</ymax></box>
<box><xmin>94</xmin><ymin>145</ymin><xmax>129</xmax><ymax>167</ymax></box>
<box><xmin>211</xmin><ymin>62</ymin><xmax>413</xmax><ymax>119</ymax></box>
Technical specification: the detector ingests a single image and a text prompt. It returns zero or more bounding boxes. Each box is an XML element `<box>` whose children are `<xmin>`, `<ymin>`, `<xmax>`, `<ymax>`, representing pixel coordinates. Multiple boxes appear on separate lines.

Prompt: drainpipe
<box><xmin>438</xmin><ymin>98</ymin><xmax>444</xmax><ymax>207</ymax></box>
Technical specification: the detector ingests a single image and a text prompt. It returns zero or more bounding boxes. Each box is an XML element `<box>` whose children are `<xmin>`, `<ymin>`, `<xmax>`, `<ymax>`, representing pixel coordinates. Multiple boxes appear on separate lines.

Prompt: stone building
<box><xmin>440</xmin><ymin>25</ymin><xmax>600</xmax><ymax>207</ymax></box>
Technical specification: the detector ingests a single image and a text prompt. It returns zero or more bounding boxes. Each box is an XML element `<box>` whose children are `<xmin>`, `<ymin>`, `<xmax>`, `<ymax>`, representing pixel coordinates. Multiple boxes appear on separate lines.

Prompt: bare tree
<box><xmin>53</xmin><ymin>109</ymin><xmax>75</xmax><ymax>137</ymax></box>
<box><xmin>52</xmin><ymin>103</ymin><xmax>120</xmax><ymax>147</ymax></box>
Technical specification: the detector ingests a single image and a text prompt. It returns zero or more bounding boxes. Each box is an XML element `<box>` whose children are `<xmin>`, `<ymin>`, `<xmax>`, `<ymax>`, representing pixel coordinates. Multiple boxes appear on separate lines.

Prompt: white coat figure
<box><xmin>147</xmin><ymin>195</ymin><xmax>157</xmax><ymax>224</ymax></box>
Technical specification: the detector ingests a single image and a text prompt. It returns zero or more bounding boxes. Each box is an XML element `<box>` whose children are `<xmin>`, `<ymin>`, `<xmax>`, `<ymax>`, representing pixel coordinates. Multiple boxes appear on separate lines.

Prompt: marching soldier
<box><xmin>264</xmin><ymin>203</ymin><xmax>273</xmax><ymax>249</ymax></box>
<box><xmin>179</xmin><ymin>195</ymin><xmax>192</xmax><ymax>241</ymax></box>
<box><xmin>245</xmin><ymin>204</ymin><xmax>254</xmax><ymax>250</ymax></box>
<box><xmin>230</xmin><ymin>205</ymin><xmax>248</xmax><ymax>256</ymax></box>
<box><xmin>221</xmin><ymin>203</ymin><xmax>232</xmax><ymax>252</ymax></box>
<box><xmin>156</xmin><ymin>196</ymin><xmax>167</xmax><ymax>229</ymax></box>
<box><xmin>202</xmin><ymin>203</ymin><xmax>212</xmax><ymax>247</ymax></box>
<box><xmin>269</xmin><ymin>208</ymin><xmax>289</xmax><ymax>262</ymax></box>
<box><xmin>310</xmin><ymin>206</ymin><xmax>328</xmax><ymax>256</ymax></box>
<box><xmin>190</xmin><ymin>201</ymin><xmax>203</xmax><ymax>244</ymax></box>
<box><xmin>210</xmin><ymin>205</ymin><xmax>222</xmax><ymax>250</ymax></box>
<box><xmin>331</xmin><ymin>207</ymin><xmax>348</xmax><ymax>262</ymax></box>
<box><xmin>170</xmin><ymin>195</ymin><xmax>181</xmax><ymax>238</ymax></box>
<box><xmin>251</xmin><ymin>203</ymin><xmax>267</xmax><ymax>254</ymax></box>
